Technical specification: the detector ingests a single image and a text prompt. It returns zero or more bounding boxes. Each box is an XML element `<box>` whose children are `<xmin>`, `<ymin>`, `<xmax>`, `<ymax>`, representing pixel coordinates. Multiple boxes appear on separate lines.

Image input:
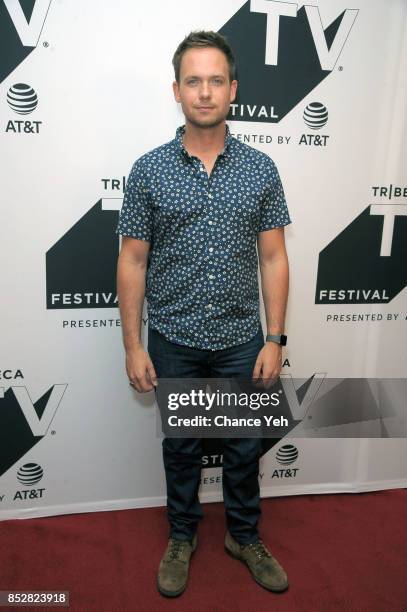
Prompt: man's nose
<box><xmin>199</xmin><ymin>82</ymin><xmax>211</xmax><ymax>98</ymax></box>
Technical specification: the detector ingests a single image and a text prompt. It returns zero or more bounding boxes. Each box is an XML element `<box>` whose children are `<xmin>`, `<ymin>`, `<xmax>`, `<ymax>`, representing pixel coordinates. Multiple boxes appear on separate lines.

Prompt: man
<box><xmin>116</xmin><ymin>31</ymin><xmax>291</xmax><ymax>597</ymax></box>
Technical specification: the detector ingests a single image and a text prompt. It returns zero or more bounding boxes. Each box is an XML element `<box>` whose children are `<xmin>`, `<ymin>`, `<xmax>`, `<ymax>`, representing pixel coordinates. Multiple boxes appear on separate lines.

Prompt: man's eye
<box><xmin>187</xmin><ymin>79</ymin><xmax>198</xmax><ymax>85</ymax></box>
<box><xmin>212</xmin><ymin>79</ymin><xmax>223</xmax><ymax>85</ymax></box>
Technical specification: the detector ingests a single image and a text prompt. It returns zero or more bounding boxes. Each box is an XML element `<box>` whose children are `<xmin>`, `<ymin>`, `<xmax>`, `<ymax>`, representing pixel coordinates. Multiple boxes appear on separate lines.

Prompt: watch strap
<box><xmin>266</xmin><ymin>334</ymin><xmax>287</xmax><ymax>346</ymax></box>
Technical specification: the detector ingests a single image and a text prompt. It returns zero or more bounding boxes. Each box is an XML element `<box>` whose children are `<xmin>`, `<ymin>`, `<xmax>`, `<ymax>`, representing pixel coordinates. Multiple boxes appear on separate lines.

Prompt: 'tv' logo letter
<box><xmin>0</xmin><ymin>0</ymin><xmax>52</xmax><ymax>83</ymax></box>
<box><xmin>280</xmin><ymin>373</ymin><xmax>326</xmax><ymax>420</ymax></box>
<box><xmin>3</xmin><ymin>0</ymin><xmax>51</xmax><ymax>46</ymax></box>
<box><xmin>370</xmin><ymin>205</ymin><xmax>407</xmax><ymax>256</ymax></box>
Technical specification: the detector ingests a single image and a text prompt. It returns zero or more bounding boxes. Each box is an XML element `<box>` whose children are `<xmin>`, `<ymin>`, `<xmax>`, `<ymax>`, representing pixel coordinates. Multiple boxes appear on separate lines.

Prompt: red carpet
<box><xmin>1</xmin><ymin>489</ymin><xmax>406</xmax><ymax>611</ymax></box>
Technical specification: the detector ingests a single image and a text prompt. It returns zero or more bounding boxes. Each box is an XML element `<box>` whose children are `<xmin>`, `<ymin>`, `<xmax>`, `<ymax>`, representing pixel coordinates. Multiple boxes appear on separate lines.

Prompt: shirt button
<box><xmin>208</xmin><ymin>220</ymin><xmax>213</xmax><ymax>225</ymax></box>
<box><xmin>209</xmin><ymin>247</ymin><xmax>214</xmax><ymax>253</ymax></box>
<box><xmin>207</xmin><ymin>304</ymin><xmax>212</xmax><ymax>309</ymax></box>
<box><xmin>208</xmin><ymin>194</ymin><xmax>213</xmax><ymax>199</ymax></box>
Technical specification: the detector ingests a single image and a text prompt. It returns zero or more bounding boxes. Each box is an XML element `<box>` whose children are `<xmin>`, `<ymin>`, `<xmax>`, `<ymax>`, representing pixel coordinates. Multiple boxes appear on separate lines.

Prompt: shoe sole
<box><xmin>156</xmin><ymin>580</ymin><xmax>187</xmax><ymax>598</ymax></box>
<box><xmin>224</xmin><ymin>544</ymin><xmax>289</xmax><ymax>593</ymax></box>
<box><xmin>157</xmin><ymin>538</ymin><xmax>197</xmax><ymax>598</ymax></box>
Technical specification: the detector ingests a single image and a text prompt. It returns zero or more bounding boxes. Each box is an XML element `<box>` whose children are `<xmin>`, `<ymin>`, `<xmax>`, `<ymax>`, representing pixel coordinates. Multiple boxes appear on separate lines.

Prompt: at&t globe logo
<box><xmin>303</xmin><ymin>102</ymin><xmax>328</xmax><ymax>130</ymax></box>
<box><xmin>7</xmin><ymin>83</ymin><xmax>38</xmax><ymax>114</ymax></box>
<box><xmin>276</xmin><ymin>444</ymin><xmax>299</xmax><ymax>465</ymax></box>
<box><xmin>17</xmin><ymin>462</ymin><xmax>43</xmax><ymax>486</ymax></box>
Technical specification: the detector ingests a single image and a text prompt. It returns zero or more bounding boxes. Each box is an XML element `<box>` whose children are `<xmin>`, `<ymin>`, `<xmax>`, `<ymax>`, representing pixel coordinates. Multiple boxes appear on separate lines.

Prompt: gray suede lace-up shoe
<box><xmin>224</xmin><ymin>531</ymin><xmax>288</xmax><ymax>592</ymax></box>
<box><xmin>157</xmin><ymin>534</ymin><xmax>197</xmax><ymax>597</ymax></box>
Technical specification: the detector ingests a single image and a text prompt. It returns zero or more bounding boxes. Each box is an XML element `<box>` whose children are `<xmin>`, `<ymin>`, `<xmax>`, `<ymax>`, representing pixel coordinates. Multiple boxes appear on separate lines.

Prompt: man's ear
<box><xmin>230</xmin><ymin>79</ymin><xmax>238</xmax><ymax>103</ymax></box>
<box><xmin>173</xmin><ymin>80</ymin><xmax>181</xmax><ymax>103</ymax></box>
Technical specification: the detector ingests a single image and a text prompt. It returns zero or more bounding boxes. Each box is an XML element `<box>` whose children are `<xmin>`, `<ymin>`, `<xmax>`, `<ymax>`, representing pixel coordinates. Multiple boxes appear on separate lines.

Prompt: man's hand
<box><xmin>126</xmin><ymin>344</ymin><xmax>158</xmax><ymax>393</ymax></box>
<box><xmin>252</xmin><ymin>342</ymin><xmax>282</xmax><ymax>388</ymax></box>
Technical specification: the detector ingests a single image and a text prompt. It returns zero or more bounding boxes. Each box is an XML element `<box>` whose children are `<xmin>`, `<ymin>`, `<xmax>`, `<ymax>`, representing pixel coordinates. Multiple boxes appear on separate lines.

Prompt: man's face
<box><xmin>173</xmin><ymin>47</ymin><xmax>237</xmax><ymax>129</ymax></box>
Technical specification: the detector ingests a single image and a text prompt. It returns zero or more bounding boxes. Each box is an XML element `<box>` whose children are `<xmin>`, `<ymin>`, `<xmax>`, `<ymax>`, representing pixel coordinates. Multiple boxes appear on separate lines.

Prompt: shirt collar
<box><xmin>175</xmin><ymin>124</ymin><xmax>233</xmax><ymax>159</ymax></box>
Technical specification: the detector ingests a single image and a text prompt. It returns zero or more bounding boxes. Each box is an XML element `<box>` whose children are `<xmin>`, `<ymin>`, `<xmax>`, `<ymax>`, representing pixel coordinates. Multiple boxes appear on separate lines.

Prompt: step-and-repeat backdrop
<box><xmin>1</xmin><ymin>0</ymin><xmax>406</xmax><ymax>519</ymax></box>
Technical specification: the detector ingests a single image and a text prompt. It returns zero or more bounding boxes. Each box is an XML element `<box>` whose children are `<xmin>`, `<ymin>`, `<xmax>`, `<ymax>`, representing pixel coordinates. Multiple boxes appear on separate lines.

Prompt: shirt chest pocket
<box><xmin>152</xmin><ymin>178</ymin><xmax>203</xmax><ymax>224</ymax></box>
<box><xmin>228</xmin><ymin>184</ymin><xmax>265</xmax><ymax>228</ymax></box>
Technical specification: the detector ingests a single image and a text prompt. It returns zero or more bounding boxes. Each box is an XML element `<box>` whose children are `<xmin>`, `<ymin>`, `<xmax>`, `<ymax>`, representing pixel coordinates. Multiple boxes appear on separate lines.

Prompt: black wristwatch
<box><xmin>266</xmin><ymin>334</ymin><xmax>287</xmax><ymax>346</ymax></box>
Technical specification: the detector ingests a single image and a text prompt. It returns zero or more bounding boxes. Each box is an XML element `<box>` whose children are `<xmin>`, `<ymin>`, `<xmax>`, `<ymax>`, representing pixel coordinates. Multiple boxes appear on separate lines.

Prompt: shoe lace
<box><xmin>168</xmin><ymin>539</ymin><xmax>188</xmax><ymax>561</ymax></box>
<box><xmin>245</xmin><ymin>540</ymin><xmax>272</xmax><ymax>562</ymax></box>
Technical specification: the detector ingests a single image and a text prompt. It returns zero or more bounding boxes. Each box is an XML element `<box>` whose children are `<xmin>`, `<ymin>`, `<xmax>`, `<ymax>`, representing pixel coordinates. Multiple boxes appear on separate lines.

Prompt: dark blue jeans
<box><xmin>148</xmin><ymin>324</ymin><xmax>265</xmax><ymax>545</ymax></box>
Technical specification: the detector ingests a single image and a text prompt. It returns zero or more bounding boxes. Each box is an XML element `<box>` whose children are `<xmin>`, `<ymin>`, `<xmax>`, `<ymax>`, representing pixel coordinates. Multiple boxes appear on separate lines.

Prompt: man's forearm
<box><xmin>259</xmin><ymin>254</ymin><xmax>289</xmax><ymax>335</ymax></box>
<box><xmin>117</xmin><ymin>255</ymin><xmax>147</xmax><ymax>352</ymax></box>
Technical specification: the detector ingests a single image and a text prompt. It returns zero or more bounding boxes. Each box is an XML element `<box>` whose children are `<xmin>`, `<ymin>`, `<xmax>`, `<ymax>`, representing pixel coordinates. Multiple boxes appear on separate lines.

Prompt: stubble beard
<box><xmin>184</xmin><ymin>106</ymin><xmax>229</xmax><ymax>130</ymax></box>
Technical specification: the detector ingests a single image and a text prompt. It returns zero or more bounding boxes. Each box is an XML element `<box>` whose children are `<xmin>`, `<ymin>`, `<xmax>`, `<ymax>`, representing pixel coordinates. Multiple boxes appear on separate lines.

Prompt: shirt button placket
<box><xmin>204</xmin><ymin>169</ymin><xmax>215</xmax><ymax>321</ymax></box>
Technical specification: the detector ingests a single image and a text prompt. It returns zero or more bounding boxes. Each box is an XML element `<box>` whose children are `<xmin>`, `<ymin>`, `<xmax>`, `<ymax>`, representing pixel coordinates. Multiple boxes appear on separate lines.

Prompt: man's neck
<box><xmin>182</xmin><ymin>121</ymin><xmax>226</xmax><ymax>159</ymax></box>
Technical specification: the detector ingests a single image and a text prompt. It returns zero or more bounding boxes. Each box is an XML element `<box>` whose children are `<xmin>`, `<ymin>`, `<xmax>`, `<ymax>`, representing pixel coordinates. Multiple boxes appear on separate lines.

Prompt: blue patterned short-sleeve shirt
<box><xmin>117</xmin><ymin>125</ymin><xmax>291</xmax><ymax>350</ymax></box>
